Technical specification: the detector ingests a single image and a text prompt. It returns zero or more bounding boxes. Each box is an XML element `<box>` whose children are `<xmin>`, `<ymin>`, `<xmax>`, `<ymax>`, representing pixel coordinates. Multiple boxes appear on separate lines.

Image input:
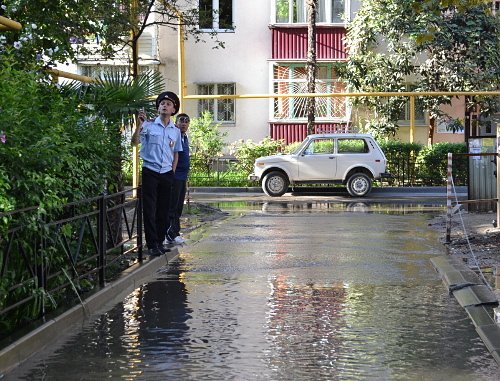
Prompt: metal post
<box><xmin>446</xmin><ymin>153</ymin><xmax>453</xmax><ymax>243</ymax></box>
<box><xmin>186</xmin><ymin>180</ymin><xmax>191</xmax><ymax>212</ymax></box>
<box><xmin>137</xmin><ymin>186</ymin><xmax>143</xmax><ymax>261</ymax></box>
<box><xmin>178</xmin><ymin>13</ymin><xmax>186</xmax><ymax>111</ymax></box>
<box><xmin>40</xmin><ymin>212</ymin><xmax>47</xmax><ymax>318</ymax></box>
<box><xmin>132</xmin><ymin>145</ymin><xmax>139</xmax><ymax>198</ymax></box>
<box><xmin>497</xmin><ymin>145</ymin><xmax>500</xmax><ymax>227</ymax></box>
<box><xmin>98</xmin><ymin>195</ymin><xmax>106</xmax><ymax>286</ymax></box>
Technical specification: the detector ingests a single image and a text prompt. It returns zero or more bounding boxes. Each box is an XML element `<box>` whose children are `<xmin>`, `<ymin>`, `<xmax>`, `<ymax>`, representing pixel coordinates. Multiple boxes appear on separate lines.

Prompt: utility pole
<box><xmin>306</xmin><ymin>0</ymin><xmax>318</xmax><ymax>135</ymax></box>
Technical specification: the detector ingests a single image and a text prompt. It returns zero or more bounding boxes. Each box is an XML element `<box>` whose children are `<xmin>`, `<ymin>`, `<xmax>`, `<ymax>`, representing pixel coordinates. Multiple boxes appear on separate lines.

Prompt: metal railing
<box><xmin>186</xmin><ymin>156</ymin><xmax>468</xmax><ymax>188</ymax></box>
<box><xmin>0</xmin><ymin>187</ymin><xmax>142</xmax><ymax>339</ymax></box>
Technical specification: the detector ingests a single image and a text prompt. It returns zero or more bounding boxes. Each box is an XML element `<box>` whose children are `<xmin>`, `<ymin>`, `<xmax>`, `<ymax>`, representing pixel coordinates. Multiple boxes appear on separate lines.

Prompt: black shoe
<box><xmin>148</xmin><ymin>247</ymin><xmax>163</xmax><ymax>256</ymax></box>
<box><xmin>157</xmin><ymin>245</ymin><xmax>171</xmax><ymax>254</ymax></box>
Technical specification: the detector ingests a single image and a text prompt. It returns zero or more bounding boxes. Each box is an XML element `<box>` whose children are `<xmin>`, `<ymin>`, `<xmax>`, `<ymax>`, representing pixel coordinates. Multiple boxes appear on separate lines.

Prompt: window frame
<box><xmin>273</xmin><ymin>0</ymin><xmax>348</xmax><ymax>25</ymax></box>
<box><xmin>493</xmin><ymin>0</ymin><xmax>500</xmax><ymax>14</ymax></box>
<box><xmin>199</xmin><ymin>0</ymin><xmax>234</xmax><ymax>32</ymax></box>
<box><xmin>197</xmin><ymin>83</ymin><xmax>236</xmax><ymax>125</ymax></box>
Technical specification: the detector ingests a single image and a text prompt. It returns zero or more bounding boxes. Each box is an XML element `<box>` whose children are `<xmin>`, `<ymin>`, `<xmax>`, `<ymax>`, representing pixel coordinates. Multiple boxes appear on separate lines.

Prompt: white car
<box><xmin>249</xmin><ymin>133</ymin><xmax>390</xmax><ymax>197</ymax></box>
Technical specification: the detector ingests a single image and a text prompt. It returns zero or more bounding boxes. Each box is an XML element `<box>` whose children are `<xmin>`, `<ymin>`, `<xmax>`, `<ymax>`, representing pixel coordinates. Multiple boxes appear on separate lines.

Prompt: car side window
<box><xmin>305</xmin><ymin>139</ymin><xmax>335</xmax><ymax>155</ymax></box>
<box><xmin>337</xmin><ymin>138</ymin><xmax>369</xmax><ymax>154</ymax></box>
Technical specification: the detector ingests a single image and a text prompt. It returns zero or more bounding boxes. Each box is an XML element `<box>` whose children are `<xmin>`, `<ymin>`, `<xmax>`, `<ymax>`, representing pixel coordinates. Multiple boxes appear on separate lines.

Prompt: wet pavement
<box><xmin>4</xmin><ymin>188</ymin><xmax>500</xmax><ymax>380</ymax></box>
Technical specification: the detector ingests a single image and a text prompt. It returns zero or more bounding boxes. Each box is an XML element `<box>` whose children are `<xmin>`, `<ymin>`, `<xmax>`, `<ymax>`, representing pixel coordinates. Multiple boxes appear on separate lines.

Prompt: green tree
<box><xmin>0</xmin><ymin>1</ymin><xmax>224</xmax><ymax>75</ymax></box>
<box><xmin>341</xmin><ymin>0</ymin><xmax>500</xmax><ymax>141</ymax></box>
<box><xmin>189</xmin><ymin>111</ymin><xmax>229</xmax><ymax>179</ymax></box>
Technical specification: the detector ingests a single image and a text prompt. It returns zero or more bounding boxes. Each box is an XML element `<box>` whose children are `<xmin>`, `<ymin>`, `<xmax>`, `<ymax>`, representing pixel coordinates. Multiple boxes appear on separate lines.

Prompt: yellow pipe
<box><xmin>0</xmin><ymin>16</ymin><xmax>22</xmax><ymax>31</ymax></box>
<box><xmin>46</xmin><ymin>69</ymin><xmax>95</xmax><ymax>83</ymax></box>
<box><xmin>179</xmin><ymin>15</ymin><xmax>186</xmax><ymax>110</ymax></box>
<box><xmin>183</xmin><ymin>91</ymin><xmax>500</xmax><ymax>100</ymax></box>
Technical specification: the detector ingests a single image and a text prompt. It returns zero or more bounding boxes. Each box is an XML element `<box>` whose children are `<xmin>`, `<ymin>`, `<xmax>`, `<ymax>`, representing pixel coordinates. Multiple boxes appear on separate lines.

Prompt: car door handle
<box><xmin>329</xmin><ymin>156</ymin><xmax>336</xmax><ymax>159</ymax></box>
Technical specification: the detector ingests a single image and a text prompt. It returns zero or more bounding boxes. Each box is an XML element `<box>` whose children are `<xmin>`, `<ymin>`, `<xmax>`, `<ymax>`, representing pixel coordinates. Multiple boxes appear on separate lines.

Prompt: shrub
<box><xmin>188</xmin><ymin>111</ymin><xmax>229</xmax><ymax>179</ymax></box>
<box><xmin>230</xmin><ymin>136</ymin><xmax>285</xmax><ymax>174</ymax></box>
<box><xmin>0</xmin><ymin>51</ymin><xmax>122</xmax><ymax>336</ymax></box>
<box><xmin>0</xmin><ymin>52</ymin><xmax>117</xmax><ymax>212</ymax></box>
<box><xmin>415</xmin><ymin>142</ymin><xmax>467</xmax><ymax>185</ymax></box>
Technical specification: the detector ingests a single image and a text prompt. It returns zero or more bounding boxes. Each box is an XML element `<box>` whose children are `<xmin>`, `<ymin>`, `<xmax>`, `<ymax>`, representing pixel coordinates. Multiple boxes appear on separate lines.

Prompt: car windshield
<box><xmin>292</xmin><ymin>137</ymin><xmax>311</xmax><ymax>155</ymax></box>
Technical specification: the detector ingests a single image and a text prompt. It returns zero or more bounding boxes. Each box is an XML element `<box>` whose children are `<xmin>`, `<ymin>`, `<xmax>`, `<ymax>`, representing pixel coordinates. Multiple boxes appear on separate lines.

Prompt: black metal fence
<box><xmin>187</xmin><ymin>156</ymin><xmax>469</xmax><ymax>187</ymax></box>
<box><xmin>0</xmin><ymin>187</ymin><xmax>142</xmax><ymax>340</ymax></box>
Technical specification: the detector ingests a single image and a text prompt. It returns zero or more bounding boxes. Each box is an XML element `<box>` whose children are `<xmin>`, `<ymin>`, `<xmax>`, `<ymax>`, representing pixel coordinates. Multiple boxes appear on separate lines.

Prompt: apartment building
<box><xmin>161</xmin><ymin>0</ymin><xmax>360</xmax><ymax>145</ymax></box>
<box><xmin>60</xmin><ymin>0</ymin><xmax>499</xmax><ymax>146</ymax></box>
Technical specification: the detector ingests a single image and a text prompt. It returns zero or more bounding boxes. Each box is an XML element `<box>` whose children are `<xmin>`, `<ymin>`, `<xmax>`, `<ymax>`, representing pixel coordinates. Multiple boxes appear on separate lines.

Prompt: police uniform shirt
<box><xmin>139</xmin><ymin>117</ymin><xmax>183</xmax><ymax>173</ymax></box>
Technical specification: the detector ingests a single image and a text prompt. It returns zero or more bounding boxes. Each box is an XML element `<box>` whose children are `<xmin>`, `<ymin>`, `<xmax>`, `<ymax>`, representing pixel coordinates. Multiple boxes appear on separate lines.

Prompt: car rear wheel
<box><xmin>262</xmin><ymin>171</ymin><xmax>289</xmax><ymax>197</ymax></box>
<box><xmin>346</xmin><ymin>173</ymin><xmax>372</xmax><ymax>197</ymax></box>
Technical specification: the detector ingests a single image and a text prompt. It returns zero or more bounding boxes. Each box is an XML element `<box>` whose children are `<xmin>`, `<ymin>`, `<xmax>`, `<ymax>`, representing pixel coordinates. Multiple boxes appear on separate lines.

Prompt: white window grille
<box><xmin>398</xmin><ymin>85</ymin><xmax>426</xmax><ymax>125</ymax></box>
<box><xmin>272</xmin><ymin>64</ymin><xmax>348</xmax><ymax>121</ymax></box>
<box><xmin>138</xmin><ymin>32</ymin><xmax>155</xmax><ymax>59</ymax></box>
<box><xmin>79</xmin><ymin>65</ymin><xmax>156</xmax><ymax>80</ymax></box>
<box><xmin>197</xmin><ymin>83</ymin><xmax>236</xmax><ymax>123</ymax></box>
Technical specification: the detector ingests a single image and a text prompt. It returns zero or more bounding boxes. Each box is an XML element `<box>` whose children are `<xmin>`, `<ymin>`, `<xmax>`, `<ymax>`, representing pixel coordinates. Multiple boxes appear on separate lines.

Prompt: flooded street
<box><xmin>6</xmin><ymin>199</ymin><xmax>500</xmax><ymax>380</ymax></box>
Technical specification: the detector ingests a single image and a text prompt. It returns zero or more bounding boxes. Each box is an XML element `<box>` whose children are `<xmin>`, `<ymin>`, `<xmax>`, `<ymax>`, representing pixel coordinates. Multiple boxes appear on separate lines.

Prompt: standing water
<box><xmin>6</xmin><ymin>202</ymin><xmax>500</xmax><ymax>380</ymax></box>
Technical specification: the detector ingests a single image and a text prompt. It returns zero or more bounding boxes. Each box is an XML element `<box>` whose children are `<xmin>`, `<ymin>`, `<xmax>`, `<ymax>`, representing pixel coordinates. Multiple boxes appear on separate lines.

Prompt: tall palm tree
<box><xmin>61</xmin><ymin>70</ymin><xmax>164</xmax><ymax>245</ymax></box>
<box><xmin>63</xmin><ymin>70</ymin><xmax>164</xmax><ymax>192</ymax></box>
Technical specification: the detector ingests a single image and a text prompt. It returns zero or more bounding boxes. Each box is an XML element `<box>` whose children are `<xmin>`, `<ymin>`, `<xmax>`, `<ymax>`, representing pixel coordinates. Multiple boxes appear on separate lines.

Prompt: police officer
<box><xmin>132</xmin><ymin>91</ymin><xmax>183</xmax><ymax>256</ymax></box>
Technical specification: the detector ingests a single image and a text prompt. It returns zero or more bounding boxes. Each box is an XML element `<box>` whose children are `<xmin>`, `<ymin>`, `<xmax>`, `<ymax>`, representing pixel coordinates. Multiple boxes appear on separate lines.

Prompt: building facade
<box><xmin>58</xmin><ymin>0</ymin><xmax>499</xmax><ymax>147</ymax></box>
<box><xmin>161</xmin><ymin>0</ymin><xmax>360</xmax><ymax>145</ymax></box>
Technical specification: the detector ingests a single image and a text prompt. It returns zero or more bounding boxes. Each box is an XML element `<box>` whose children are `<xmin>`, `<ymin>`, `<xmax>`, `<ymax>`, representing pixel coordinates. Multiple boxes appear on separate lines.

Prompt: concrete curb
<box><xmin>0</xmin><ymin>248</ymin><xmax>179</xmax><ymax>377</ymax></box>
<box><xmin>430</xmin><ymin>256</ymin><xmax>500</xmax><ymax>365</ymax></box>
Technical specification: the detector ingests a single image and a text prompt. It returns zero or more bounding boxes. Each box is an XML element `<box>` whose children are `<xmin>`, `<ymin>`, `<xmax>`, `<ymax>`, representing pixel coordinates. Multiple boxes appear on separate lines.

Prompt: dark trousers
<box><xmin>167</xmin><ymin>178</ymin><xmax>187</xmax><ymax>239</ymax></box>
<box><xmin>142</xmin><ymin>167</ymin><xmax>173</xmax><ymax>249</ymax></box>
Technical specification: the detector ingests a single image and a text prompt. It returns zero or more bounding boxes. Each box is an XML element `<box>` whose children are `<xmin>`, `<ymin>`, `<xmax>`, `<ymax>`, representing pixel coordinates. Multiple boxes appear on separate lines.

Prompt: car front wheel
<box><xmin>262</xmin><ymin>171</ymin><xmax>289</xmax><ymax>197</ymax></box>
<box><xmin>346</xmin><ymin>173</ymin><xmax>372</xmax><ymax>197</ymax></box>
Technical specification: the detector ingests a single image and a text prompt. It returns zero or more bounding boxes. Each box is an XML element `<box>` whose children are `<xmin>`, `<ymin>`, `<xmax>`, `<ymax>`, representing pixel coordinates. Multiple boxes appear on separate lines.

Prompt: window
<box><xmin>273</xmin><ymin>63</ymin><xmax>348</xmax><ymax>121</ymax></box>
<box><xmin>79</xmin><ymin>65</ymin><xmax>155</xmax><ymax>80</ymax></box>
<box><xmin>493</xmin><ymin>0</ymin><xmax>500</xmax><ymax>14</ymax></box>
<box><xmin>398</xmin><ymin>85</ymin><xmax>426</xmax><ymax>125</ymax></box>
<box><xmin>199</xmin><ymin>0</ymin><xmax>233</xmax><ymax>30</ymax></box>
<box><xmin>304</xmin><ymin>138</ymin><xmax>335</xmax><ymax>154</ymax></box>
<box><xmin>197</xmin><ymin>83</ymin><xmax>236</xmax><ymax>123</ymax></box>
<box><xmin>275</xmin><ymin>0</ymin><xmax>346</xmax><ymax>24</ymax></box>
<box><xmin>337</xmin><ymin>138</ymin><xmax>369</xmax><ymax>153</ymax></box>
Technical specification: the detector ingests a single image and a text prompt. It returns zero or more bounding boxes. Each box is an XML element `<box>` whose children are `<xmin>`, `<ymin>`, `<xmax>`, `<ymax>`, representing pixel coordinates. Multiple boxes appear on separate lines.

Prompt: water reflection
<box><xmin>213</xmin><ymin>200</ymin><xmax>446</xmax><ymax>216</ymax></box>
<box><xmin>266</xmin><ymin>276</ymin><xmax>348</xmax><ymax>378</ymax></box>
<box><xmin>262</xmin><ymin>273</ymin><xmax>497</xmax><ymax>380</ymax></box>
<box><xmin>8</xmin><ymin>204</ymin><xmax>500</xmax><ymax>380</ymax></box>
<box><xmin>14</xmin><ymin>271</ymin><xmax>191</xmax><ymax>380</ymax></box>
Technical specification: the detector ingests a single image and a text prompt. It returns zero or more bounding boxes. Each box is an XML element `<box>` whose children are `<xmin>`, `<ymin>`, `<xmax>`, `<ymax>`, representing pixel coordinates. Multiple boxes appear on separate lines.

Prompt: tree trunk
<box><xmin>428</xmin><ymin>117</ymin><xmax>435</xmax><ymax>146</ymax></box>
<box><xmin>306</xmin><ymin>0</ymin><xmax>317</xmax><ymax>135</ymax></box>
<box><xmin>130</xmin><ymin>31</ymin><xmax>139</xmax><ymax>78</ymax></box>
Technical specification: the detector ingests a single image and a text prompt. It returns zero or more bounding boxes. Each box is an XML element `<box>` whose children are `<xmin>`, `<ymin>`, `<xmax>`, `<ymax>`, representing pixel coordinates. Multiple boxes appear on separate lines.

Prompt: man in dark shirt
<box><xmin>166</xmin><ymin>113</ymin><xmax>191</xmax><ymax>245</ymax></box>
